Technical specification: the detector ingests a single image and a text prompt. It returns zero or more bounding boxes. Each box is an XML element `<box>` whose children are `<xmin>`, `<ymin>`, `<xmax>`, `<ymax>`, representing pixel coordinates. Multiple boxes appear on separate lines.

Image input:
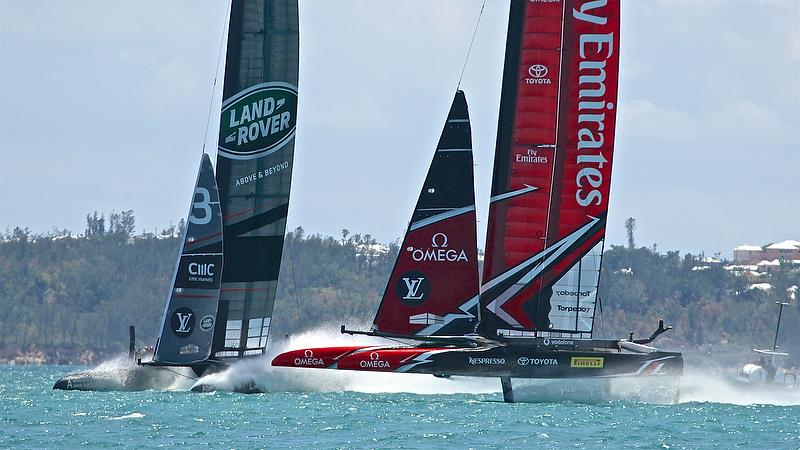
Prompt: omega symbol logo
<box><xmin>528</xmin><ymin>64</ymin><xmax>548</xmax><ymax>78</ymax></box>
<box><xmin>431</xmin><ymin>233</ymin><xmax>448</xmax><ymax>248</ymax></box>
<box><xmin>304</xmin><ymin>349</ymin><xmax>314</xmax><ymax>358</ymax></box>
<box><xmin>359</xmin><ymin>351</ymin><xmax>391</xmax><ymax>368</ymax></box>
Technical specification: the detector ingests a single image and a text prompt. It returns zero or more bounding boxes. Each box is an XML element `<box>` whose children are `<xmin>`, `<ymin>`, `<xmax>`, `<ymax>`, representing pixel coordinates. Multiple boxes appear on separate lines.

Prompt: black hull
<box><xmin>402</xmin><ymin>347</ymin><xmax>683</xmax><ymax>379</ymax></box>
<box><xmin>274</xmin><ymin>342</ymin><xmax>684</xmax><ymax>403</ymax></box>
<box><xmin>408</xmin><ymin>346</ymin><xmax>683</xmax><ymax>403</ymax></box>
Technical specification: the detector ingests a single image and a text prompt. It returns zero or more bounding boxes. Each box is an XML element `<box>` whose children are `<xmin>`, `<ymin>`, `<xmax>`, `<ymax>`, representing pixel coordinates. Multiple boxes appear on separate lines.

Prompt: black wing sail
<box><xmin>371</xmin><ymin>91</ymin><xmax>480</xmax><ymax>336</ymax></box>
<box><xmin>154</xmin><ymin>153</ymin><xmax>224</xmax><ymax>365</ymax></box>
<box><xmin>212</xmin><ymin>0</ymin><xmax>299</xmax><ymax>359</ymax></box>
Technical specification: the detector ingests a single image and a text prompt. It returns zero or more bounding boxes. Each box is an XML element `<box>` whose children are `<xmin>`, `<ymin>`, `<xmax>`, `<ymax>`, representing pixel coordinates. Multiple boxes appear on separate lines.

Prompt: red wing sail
<box><xmin>479</xmin><ymin>0</ymin><xmax>620</xmax><ymax>338</ymax></box>
<box><xmin>372</xmin><ymin>91</ymin><xmax>480</xmax><ymax>336</ymax></box>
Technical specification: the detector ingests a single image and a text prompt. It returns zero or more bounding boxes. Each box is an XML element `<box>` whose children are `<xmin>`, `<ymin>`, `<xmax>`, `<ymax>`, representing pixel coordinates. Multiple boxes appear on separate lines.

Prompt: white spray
<box><xmin>192</xmin><ymin>327</ymin><xmax>499</xmax><ymax>395</ymax></box>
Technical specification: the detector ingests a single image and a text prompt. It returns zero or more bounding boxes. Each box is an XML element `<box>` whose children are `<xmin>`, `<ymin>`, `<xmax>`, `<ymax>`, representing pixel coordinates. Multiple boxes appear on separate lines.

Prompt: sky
<box><xmin>0</xmin><ymin>0</ymin><xmax>798</xmax><ymax>258</ymax></box>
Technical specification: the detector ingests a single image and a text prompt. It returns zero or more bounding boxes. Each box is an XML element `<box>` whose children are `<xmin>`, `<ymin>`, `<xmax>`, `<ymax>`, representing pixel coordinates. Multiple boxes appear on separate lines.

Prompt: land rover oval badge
<box><xmin>218</xmin><ymin>82</ymin><xmax>298</xmax><ymax>160</ymax></box>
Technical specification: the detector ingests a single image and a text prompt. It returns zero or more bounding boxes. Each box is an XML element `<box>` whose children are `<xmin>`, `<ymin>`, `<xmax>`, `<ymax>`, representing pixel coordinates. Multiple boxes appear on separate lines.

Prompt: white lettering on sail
<box><xmin>516</xmin><ymin>148</ymin><xmax>549</xmax><ymax>164</ymax></box>
<box><xmin>188</xmin><ymin>263</ymin><xmax>215</xmax><ymax>277</ymax></box>
<box><xmin>573</xmin><ymin>0</ymin><xmax>608</xmax><ymax>26</ymax></box>
<box><xmin>233</xmin><ymin>110</ymin><xmax>291</xmax><ymax>146</ymax></box>
<box><xmin>407</xmin><ymin>233</ymin><xmax>469</xmax><ymax>262</ymax></box>
<box><xmin>175</xmin><ymin>313</ymin><xmax>193</xmax><ymax>334</ymax></box>
<box><xmin>228</xmin><ymin>97</ymin><xmax>276</xmax><ymax>127</ymax></box>
<box><xmin>234</xmin><ymin>161</ymin><xmax>290</xmax><ymax>187</ymax></box>
<box><xmin>556</xmin><ymin>304</ymin><xmax>591</xmax><ymax>313</ymax></box>
<box><xmin>402</xmin><ymin>278</ymin><xmax>426</xmax><ymax>300</ymax></box>
<box><xmin>190</xmin><ymin>187</ymin><xmax>212</xmax><ymax>225</ymax></box>
<box><xmin>573</xmin><ymin>2</ymin><xmax>614</xmax><ymax>207</ymax></box>
<box><xmin>525</xmin><ymin>64</ymin><xmax>552</xmax><ymax>85</ymax></box>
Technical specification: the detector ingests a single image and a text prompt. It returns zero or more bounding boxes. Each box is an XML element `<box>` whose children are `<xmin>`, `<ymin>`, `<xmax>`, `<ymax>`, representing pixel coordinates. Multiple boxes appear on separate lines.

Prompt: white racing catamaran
<box><xmin>54</xmin><ymin>0</ymin><xmax>299</xmax><ymax>393</ymax></box>
<box><xmin>735</xmin><ymin>287</ymin><xmax>798</xmax><ymax>390</ymax></box>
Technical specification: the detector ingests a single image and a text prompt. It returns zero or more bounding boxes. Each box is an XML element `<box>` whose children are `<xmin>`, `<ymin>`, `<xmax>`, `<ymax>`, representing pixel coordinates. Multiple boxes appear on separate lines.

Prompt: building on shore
<box><xmin>733</xmin><ymin>240</ymin><xmax>800</xmax><ymax>265</ymax></box>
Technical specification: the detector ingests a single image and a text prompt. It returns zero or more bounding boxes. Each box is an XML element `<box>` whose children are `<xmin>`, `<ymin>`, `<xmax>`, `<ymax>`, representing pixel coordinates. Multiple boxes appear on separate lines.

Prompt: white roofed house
<box><xmin>764</xmin><ymin>240</ymin><xmax>800</xmax><ymax>262</ymax></box>
<box><xmin>756</xmin><ymin>259</ymin><xmax>782</xmax><ymax>273</ymax></box>
<box><xmin>733</xmin><ymin>244</ymin><xmax>763</xmax><ymax>264</ymax></box>
<box><xmin>733</xmin><ymin>240</ymin><xmax>800</xmax><ymax>265</ymax></box>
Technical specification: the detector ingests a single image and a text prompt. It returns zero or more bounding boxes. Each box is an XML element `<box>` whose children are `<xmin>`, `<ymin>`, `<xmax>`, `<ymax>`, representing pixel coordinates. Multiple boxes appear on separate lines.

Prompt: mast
<box><xmin>772</xmin><ymin>300</ymin><xmax>791</xmax><ymax>352</ymax></box>
<box><xmin>212</xmin><ymin>0</ymin><xmax>299</xmax><ymax>359</ymax></box>
<box><xmin>371</xmin><ymin>91</ymin><xmax>480</xmax><ymax>336</ymax></box>
<box><xmin>478</xmin><ymin>0</ymin><xmax>621</xmax><ymax>339</ymax></box>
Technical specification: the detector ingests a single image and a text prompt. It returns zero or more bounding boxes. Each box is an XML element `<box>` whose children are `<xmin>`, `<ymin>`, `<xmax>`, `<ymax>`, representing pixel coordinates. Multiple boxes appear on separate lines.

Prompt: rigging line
<box><xmin>162</xmin><ymin>366</ymin><xmax>199</xmax><ymax>382</ymax></box>
<box><xmin>456</xmin><ymin>0</ymin><xmax>487</xmax><ymax>90</ymax></box>
<box><xmin>200</xmin><ymin>0</ymin><xmax>232</xmax><ymax>156</ymax></box>
<box><xmin>598</xmin><ymin>295</ymin><xmax>605</xmax><ymax>337</ymax></box>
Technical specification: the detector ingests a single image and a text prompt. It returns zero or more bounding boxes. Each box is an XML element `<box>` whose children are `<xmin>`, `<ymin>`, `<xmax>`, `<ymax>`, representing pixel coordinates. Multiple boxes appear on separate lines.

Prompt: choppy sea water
<box><xmin>2</xmin><ymin>363</ymin><xmax>800</xmax><ymax>449</ymax></box>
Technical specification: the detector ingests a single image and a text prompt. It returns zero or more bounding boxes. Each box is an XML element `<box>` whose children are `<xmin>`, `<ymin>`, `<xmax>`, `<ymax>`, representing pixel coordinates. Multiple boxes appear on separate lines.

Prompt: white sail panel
<box><xmin>547</xmin><ymin>241</ymin><xmax>602</xmax><ymax>334</ymax></box>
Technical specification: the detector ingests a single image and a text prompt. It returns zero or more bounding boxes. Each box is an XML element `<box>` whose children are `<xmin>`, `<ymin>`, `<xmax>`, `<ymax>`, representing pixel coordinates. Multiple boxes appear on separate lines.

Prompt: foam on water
<box><xmin>109</xmin><ymin>412</ymin><xmax>145</xmax><ymax>420</ymax></box>
<box><xmin>7</xmin><ymin>365</ymin><xmax>800</xmax><ymax>448</ymax></box>
<box><xmin>62</xmin><ymin>354</ymin><xmax>196</xmax><ymax>391</ymax></box>
<box><xmin>678</xmin><ymin>369</ymin><xmax>800</xmax><ymax>406</ymax></box>
<box><xmin>193</xmin><ymin>328</ymin><xmax>800</xmax><ymax>404</ymax></box>
<box><xmin>512</xmin><ymin>370</ymin><xmax>800</xmax><ymax>405</ymax></box>
<box><xmin>193</xmin><ymin>327</ymin><xmax>500</xmax><ymax>395</ymax></box>
<box><xmin>89</xmin><ymin>356</ymin><xmax>137</xmax><ymax>377</ymax></box>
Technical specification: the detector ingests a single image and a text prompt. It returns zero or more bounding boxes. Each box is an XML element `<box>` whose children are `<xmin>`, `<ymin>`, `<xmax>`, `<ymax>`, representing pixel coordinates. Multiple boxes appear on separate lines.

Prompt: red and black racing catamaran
<box><xmin>272</xmin><ymin>0</ymin><xmax>683</xmax><ymax>402</ymax></box>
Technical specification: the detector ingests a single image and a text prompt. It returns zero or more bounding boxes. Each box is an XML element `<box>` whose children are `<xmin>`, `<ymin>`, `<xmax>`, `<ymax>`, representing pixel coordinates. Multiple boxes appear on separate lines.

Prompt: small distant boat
<box><xmin>54</xmin><ymin>0</ymin><xmax>299</xmax><ymax>393</ymax></box>
<box><xmin>735</xmin><ymin>287</ymin><xmax>798</xmax><ymax>390</ymax></box>
<box><xmin>273</xmin><ymin>0</ymin><xmax>684</xmax><ymax>403</ymax></box>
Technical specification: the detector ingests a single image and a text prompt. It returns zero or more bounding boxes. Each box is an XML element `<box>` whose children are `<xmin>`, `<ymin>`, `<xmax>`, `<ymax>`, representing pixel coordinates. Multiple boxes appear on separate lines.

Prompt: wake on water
<box><xmin>193</xmin><ymin>327</ymin><xmax>500</xmax><ymax>395</ymax></box>
<box><xmin>84</xmin><ymin>328</ymin><xmax>800</xmax><ymax>406</ymax></box>
<box><xmin>679</xmin><ymin>370</ymin><xmax>800</xmax><ymax>406</ymax></box>
<box><xmin>70</xmin><ymin>355</ymin><xmax>196</xmax><ymax>391</ymax></box>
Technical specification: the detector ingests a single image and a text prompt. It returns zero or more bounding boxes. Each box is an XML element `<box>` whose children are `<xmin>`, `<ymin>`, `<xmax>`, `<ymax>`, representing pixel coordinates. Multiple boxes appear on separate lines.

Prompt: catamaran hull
<box><xmin>273</xmin><ymin>345</ymin><xmax>683</xmax><ymax>379</ymax></box>
<box><xmin>273</xmin><ymin>344</ymin><xmax>682</xmax><ymax>402</ymax></box>
<box><xmin>53</xmin><ymin>365</ymin><xmax>187</xmax><ymax>392</ymax></box>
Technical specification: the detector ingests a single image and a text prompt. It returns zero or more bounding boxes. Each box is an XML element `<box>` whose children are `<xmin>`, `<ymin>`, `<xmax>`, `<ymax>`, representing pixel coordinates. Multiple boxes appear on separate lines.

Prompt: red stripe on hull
<box><xmin>336</xmin><ymin>348</ymin><xmax>450</xmax><ymax>372</ymax></box>
<box><xmin>271</xmin><ymin>347</ymin><xmax>368</xmax><ymax>369</ymax></box>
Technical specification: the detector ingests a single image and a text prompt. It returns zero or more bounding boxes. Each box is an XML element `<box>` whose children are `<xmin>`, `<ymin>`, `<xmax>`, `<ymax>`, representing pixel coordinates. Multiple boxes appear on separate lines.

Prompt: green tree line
<box><xmin>1</xmin><ymin>212</ymin><xmax>798</xmax><ymax>367</ymax></box>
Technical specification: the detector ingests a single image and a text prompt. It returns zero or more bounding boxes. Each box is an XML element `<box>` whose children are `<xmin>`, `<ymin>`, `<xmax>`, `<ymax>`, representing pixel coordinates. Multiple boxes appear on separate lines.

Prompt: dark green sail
<box><xmin>212</xmin><ymin>0</ymin><xmax>299</xmax><ymax>359</ymax></box>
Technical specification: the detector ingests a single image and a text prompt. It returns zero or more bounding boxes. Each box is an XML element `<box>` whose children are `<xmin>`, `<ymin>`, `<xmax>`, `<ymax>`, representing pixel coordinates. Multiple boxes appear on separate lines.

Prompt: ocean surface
<box><xmin>2</xmin><ymin>362</ymin><xmax>800</xmax><ymax>449</ymax></box>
